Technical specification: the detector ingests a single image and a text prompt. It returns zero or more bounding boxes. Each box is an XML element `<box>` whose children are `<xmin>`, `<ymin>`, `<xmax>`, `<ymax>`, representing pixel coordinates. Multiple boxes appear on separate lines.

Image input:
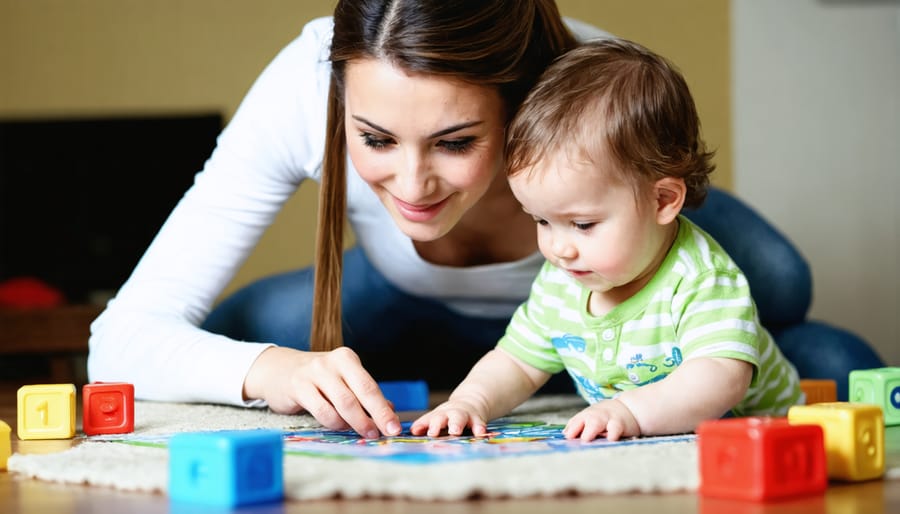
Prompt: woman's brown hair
<box><xmin>311</xmin><ymin>0</ymin><xmax>578</xmax><ymax>351</ymax></box>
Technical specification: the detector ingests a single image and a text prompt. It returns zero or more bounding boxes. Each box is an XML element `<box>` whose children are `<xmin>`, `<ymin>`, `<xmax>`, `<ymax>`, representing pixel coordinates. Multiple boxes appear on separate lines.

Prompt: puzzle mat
<box><xmin>9</xmin><ymin>395</ymin><xmax>698</xmax><ymax>499</ymax></box>
<box><xmin>10</xmin><ymin>395</ymin><xmax>896</xmax><ymax>501</ymax></box>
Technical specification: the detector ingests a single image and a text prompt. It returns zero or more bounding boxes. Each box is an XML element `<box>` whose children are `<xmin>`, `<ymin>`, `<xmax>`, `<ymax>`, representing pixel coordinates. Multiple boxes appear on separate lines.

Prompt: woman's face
<box><xmin>344</xmin><ymin>58</ymin><xmax>506</xmax><ymax>241</ymax></box>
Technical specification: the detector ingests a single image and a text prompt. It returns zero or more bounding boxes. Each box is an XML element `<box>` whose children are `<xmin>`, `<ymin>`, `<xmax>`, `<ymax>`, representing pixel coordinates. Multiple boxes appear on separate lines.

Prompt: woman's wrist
<box><xmin>242</xmin><ymin>346</ymin><xmax>304</xmax><ymax>402</ymax></box>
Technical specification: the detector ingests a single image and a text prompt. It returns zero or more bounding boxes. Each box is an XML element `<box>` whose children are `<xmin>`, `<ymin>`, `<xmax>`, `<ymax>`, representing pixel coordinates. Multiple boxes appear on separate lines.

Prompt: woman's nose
<box><xmin>395</xmin><ymin>149</ymin><xmax>435</xmax><ymax>200</ymax></box>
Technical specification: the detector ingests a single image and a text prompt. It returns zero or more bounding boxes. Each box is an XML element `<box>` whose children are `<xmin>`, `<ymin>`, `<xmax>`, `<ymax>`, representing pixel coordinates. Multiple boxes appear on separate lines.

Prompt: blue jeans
<box><xmin>204</xmin><ymin>188</ymin><xmax>885</xmax><ymax>399</ymax></box>
<box><xmin>202</xmin><ymin>247</ymin><xmax>537</xmax><ymax>390</ymax></box>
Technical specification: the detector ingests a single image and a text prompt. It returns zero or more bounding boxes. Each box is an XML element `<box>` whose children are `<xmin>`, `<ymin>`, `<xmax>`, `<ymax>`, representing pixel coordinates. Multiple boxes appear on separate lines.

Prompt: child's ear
<box><xmin>653</xmin><ymin>177</ymin><xmax>686</xmax><ymax>224</ymax></box>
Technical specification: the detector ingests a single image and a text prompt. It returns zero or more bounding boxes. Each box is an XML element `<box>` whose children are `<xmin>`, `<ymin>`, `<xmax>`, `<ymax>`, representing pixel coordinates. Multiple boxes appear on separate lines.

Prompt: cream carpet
<box><xmin>8</xmin><ymin>395</ymin><xmax>700</xmax><ymax>500</ymax></box>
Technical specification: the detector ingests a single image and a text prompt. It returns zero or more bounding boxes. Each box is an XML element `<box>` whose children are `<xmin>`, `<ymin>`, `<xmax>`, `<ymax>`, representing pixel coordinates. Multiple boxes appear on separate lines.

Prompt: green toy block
<box><xmin>849</xmin><ymin>367</ymin><xmax>900</xmax><ymax>426</ymax></box>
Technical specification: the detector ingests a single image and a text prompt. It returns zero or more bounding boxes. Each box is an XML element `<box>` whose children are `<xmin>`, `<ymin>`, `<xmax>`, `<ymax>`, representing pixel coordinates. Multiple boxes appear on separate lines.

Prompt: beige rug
<box><xmin>7</xmin><ymin>396</ymin><xmax>703</xmax><ymax>500</ymax></box>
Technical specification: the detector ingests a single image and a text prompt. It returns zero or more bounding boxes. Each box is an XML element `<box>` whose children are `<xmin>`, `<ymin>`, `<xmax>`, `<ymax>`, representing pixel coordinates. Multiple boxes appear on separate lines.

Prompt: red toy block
<box><xmin>697</xmin><ymin>417</ymin><xmax>828</xmax><ymax>501</ymax></box>
<box><xmin>82</xmin><ymin>382</ymin><xmax>135</xmax><ymax>435</ymax></box>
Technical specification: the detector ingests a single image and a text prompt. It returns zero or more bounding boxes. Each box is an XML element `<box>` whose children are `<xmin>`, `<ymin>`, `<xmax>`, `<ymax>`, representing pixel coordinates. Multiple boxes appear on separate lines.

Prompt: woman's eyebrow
<box><xmin>427</xmin><ymin>121</ymin><xmax>483</xmax><ymax>139</ymax></box>
<box><xmin>351</xmin><ymin>115</ymin><xmax>482</xmax><ymax>139</ymax></box>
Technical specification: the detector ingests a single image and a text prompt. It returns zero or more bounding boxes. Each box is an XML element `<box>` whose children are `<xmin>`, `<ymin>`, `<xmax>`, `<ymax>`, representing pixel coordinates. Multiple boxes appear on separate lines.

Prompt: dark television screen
<box><xmin>0</xmin><ymin>114</ymin><xmax>223</xmax><ymax>304</ymax></box>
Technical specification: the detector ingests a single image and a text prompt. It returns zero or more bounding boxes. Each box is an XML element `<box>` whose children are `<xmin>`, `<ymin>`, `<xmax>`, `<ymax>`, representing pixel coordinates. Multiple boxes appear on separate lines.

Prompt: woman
<box><xmin>88</xmin><ymin>0</ymin><xmax>882</xmax><ymax>440</ymax></box>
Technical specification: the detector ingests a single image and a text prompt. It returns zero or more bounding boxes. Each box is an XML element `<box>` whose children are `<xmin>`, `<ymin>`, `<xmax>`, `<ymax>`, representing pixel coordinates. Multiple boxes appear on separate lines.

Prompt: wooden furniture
<box><xmin>1</xmin><ymin>384</ymin><xmax>899</xmax><ymax>514</ymax></box>
<box><xmin>0</xmin><ymin>305</ymin><xmax>103</xmax><ymax>383</ymax></box>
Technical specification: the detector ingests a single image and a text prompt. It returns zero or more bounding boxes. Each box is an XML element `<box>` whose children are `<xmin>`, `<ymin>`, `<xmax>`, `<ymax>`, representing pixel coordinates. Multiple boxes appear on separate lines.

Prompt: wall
<box><xmin>732</xmin><ymin>0</ymin><xmax>900</xmax><ymax>365</ymax></box>
<box><xmin>1</xmin><ymin>0</ymin><xmax>729</xmax><ymax>299</ymax></box>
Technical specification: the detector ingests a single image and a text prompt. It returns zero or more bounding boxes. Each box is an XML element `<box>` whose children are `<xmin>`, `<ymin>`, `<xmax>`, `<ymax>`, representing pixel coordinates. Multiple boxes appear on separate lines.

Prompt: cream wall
<box><xmin>0</xmin><ymin>0</ymin><xmax>729</xmax><ymax>299</ymax></box>
<box><xmin>732</xmin><ymin>0</ymin><xmax>899</xmax><ymax>365</ymax></box>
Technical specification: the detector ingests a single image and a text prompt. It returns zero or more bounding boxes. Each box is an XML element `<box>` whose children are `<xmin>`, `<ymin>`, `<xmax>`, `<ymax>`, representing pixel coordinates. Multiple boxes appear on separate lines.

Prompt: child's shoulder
<box><xmin>672</xmin><ymin>216</ymin><xmax>744</xmax><ymax>278</ymax></box>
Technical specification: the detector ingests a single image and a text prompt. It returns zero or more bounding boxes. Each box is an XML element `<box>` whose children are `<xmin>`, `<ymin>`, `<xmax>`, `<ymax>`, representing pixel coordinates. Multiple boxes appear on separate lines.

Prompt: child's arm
<box><xmin>410</xmin><ymin>348</ymin><xmax>551</xmax><ymax>437</ymax></box>
<box><xmin>567</xmin><ymin>356</ymin><xmax>752</xmax><ymax>441</ymax></box>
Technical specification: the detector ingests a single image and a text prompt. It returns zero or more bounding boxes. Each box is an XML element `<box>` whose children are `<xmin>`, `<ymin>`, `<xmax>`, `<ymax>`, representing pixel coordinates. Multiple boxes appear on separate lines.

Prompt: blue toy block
<box><xmin>849</xmin><ymin>367</ymin><xmax>900</xmax><ymax>426</ymax></box>
<box><xmin>379</xmin><ymin>380</ymin><xmax>429</xmax><ymax>411</ymax></box>
<box><xmin>168</xmin><ymin>429</ymin><xmax>284</xmax><ymax>507</ymax></box>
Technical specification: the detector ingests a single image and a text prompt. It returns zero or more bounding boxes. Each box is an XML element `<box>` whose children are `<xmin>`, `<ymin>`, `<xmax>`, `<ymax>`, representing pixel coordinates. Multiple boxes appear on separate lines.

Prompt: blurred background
<box><xmin>1</xmin><ymin>0</ymin><xmax>897</xmax><ymax>367</ymax></box>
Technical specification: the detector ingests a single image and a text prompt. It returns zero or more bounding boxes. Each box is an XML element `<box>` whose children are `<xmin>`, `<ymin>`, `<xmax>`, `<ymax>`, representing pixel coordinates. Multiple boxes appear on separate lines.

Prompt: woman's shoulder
<box><xmin>564</xmin><ymin>17</ymin><xmax>614</xmax><ymax>42</ymax></box>
<box><xmin>298</xmin><ymin>16</ymin><xmax>334</xmax><ymax>43</ymax></box>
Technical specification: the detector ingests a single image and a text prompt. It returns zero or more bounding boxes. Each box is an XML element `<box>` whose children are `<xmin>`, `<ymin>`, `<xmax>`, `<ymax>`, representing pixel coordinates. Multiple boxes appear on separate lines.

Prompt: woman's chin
<box><xmin>396</xmin><ymin>220</ymin><xmax>451</xmax><ymax>242</ymax></box>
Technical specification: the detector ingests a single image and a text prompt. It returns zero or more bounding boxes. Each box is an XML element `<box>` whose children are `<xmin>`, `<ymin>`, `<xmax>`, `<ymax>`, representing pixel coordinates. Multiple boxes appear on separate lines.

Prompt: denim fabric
<box><xmin>202</xmin><ymin>246</ymin><xmax>518</xmax><ymax>389</ymax></box>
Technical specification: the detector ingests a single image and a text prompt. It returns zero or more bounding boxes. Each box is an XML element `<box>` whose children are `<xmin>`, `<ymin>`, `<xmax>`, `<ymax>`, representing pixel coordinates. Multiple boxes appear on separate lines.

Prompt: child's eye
<box><xmin>360</xmin><ymin>133</ymin><xmax>393</xmax><ymax>149</ymax></box>
<box><xmin>438</xmin><ymin>137</ymin><xmax>475</xmax><ymax>154</ymax></box>
<box><xmin>534</xmin><ymin>218</ymin><xmax>549</xmax><ymax>227</ymax></box>
<box><xmin>574</xmin><ymin>222</ymin><xmax>595</xmax><ymax>231</ymax></box>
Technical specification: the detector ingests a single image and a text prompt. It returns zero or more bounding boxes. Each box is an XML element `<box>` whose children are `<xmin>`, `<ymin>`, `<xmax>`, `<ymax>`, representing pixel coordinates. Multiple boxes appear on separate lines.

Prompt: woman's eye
<box><xmin>361</xmin><ymin>133</ymin><xmax>393</xmax><ymax>149</ymax></box>
<box><xmin>574</xmin><ymin>222</ymin><xmax>595</xmax><ymax>231</ymax></box>
<box><xmin>535</xmin><ymin>218</ymin><xmax>549</xmax><ymax>227</ymax></box>
<box><xmin>438</xmin><ymin>137</ymin><xmax>475</xmax><ymax>154</ymax></box>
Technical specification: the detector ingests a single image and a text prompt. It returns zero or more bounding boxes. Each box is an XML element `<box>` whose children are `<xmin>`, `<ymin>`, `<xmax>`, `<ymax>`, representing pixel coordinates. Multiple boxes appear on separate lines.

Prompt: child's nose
<box><xmin>551</xmin><ymin>234</ymin><xmax>578</xmax><ymax>260</ymax></box>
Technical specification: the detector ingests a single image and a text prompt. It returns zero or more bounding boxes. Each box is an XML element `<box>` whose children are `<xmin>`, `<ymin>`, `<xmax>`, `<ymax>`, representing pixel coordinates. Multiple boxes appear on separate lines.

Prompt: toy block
<box><xmin>849</xmin><ymin>367</ymin><xmax>900</xmax><ymax>425</ymax></box>
<box><xmin>788</xmin><ymin>402</ymin><xmax>884</xmax><ymax>481</ymax></box>
<box><xmin>169</xmin><ymin>429</ymin><xmax>284</xmax><ymax>507</ymax></box>
<box><xmin>1</xmin><ymin>420</ymin><xmax>10</xmax><ymax>470</ymax></box>
<box><xmin>82</xmin><ymin>382</ymin><xmax>135</xmax><ymax>436</ymax></box>
<box><xmin>379</xmin><ymin>380</ymin><xmax>429</xmax><ymax>411</ymax></box>
<box><xmin>699</xmin><ymin>494</ymin><xmax>825</xmax><ymax>514</ymax></box>
<box><xmin>799</xmin><ymin>379</ymin><xmax>837</xmax><ymax>405</ymax></box>
<box><xmin>16</xmin><ymin>384</ymin><xmax>76</xmax><ymax>440</ymax></box>
<box><xmin>696</xmin><ymin>416</ymin><xmax>827</xmax><ymax>501</ymax></box>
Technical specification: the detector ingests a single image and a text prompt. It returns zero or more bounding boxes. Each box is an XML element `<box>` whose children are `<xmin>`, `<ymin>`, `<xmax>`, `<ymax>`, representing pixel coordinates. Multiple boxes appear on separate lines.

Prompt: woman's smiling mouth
<box><xmin>393</xmin><ymin>196</ymin><xmax>450</xmax><ymax>222</ymax></box>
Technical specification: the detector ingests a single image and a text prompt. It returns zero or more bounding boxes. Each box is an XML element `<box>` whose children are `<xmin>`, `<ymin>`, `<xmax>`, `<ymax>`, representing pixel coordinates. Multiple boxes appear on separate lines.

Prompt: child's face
<box><xmin>509</xmin><ymin>153</ymin><xmax>676</xmax><ymax>312</ymax></box>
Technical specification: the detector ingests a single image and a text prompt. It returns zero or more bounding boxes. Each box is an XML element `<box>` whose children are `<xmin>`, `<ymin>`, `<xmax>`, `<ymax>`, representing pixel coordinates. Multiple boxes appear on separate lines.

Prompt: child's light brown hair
<box><xmin>506</xmin><ymin>38</ymin><xmax>715</xmax><ymax>207</ymax></box>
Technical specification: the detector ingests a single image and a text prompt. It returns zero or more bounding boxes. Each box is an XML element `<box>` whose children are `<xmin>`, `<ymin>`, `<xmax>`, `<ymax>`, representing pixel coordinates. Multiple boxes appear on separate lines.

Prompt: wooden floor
<box><xmin>1</xmin><ymin>382</ymin><xmax>899</xmax><ymax>513</ymax></box>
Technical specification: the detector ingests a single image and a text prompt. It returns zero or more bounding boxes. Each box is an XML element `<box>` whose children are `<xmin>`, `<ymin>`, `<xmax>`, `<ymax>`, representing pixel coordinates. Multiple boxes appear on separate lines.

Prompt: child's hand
<box><xmin>409</xmin><ymin>399</ymin><xmax>489</xmax><ymax>437</ymax></box>
<box><xmin>564</xmin><ymin>399</ymin><xmax>640</xmax><ymax>442</ymax></box>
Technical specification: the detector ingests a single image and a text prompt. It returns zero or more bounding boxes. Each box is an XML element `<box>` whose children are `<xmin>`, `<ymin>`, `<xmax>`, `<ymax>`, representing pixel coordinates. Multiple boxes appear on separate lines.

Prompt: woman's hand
<box><xmin>243</xmin><ymin>346</ymin><xmax>401</xmax><ymax>439</ymax></box>
<box><xmin>409</xmin><ymin>397</ymin><xmax>491</xmax><ymax>437</ymax></box>
<box><xmin>563</xmin><ymin>399</ymin><xmax>641</xmax><ymax>442</ymax></box>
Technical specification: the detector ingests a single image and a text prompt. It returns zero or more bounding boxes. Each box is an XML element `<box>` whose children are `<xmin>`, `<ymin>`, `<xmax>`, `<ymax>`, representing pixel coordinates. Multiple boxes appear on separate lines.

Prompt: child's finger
<box><xmin>605</xmin><ymin>418</ymin><xmax>625</xmax><ymax>441</ymax></box>
<box><xmin>470</xmin><ymin>416</ymin><xmax>488</xmax><ymax>437</ymax></box>
<box><xmin>563</xmin><ymin>417</ymin><xmax>585</xmax><ymax>439</ymax></box>
<box><xmin>427</xmin><ymin>414</ymin><xmax>449</xmax><ymax>437</ymax></box>
<box><xmin>446</xmin><ymin>410</ymin><xmax>472</xmax><ymax>435</ymax></box>
<box><xmin>580</xmin><ymin>419</ymin><xmax>606</xmax><ymax>442</ymax></box>
<box><xmin>408</xmin><ymin>414</ymin><xmax>430</xmax><ymax>435</ymax></box>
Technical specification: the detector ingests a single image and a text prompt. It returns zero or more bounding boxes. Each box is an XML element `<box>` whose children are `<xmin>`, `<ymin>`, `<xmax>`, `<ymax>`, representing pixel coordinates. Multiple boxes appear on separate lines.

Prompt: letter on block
<box><xmin>788</xmin><ymin>402</ymin><xmax>884</xmax><ymax>481</ymax></box>
<box><xmin>169</xmin><ymin>430</ymin><xmax>284</xmax><ymax>507</ymax></box>
<box><xmin>799</xmin><ymin>379</ymin><xmax>837</xmax><ymax>405</ymax></box>
<box><xmin>17</xmin><ymin>384</ymin><xmax>76</xmax><ymax>440</ymax></box>
<box><xmin>696</xmin><ymin>417</ymin><xmax>828</xmax><ymax>501</ymax></box>
<box><xmin>849</xmin><ymin>367</ymin><xmax>900</xmax><ymax>426</ymax></box>
<box><xmin>82</xmin><ymin>382</ymin><xmax>135</xmax><ymax>436</ymax></box>
<box><xmin>1</xmin><ymin>420</ymin><xmax>10</xmax><ymax>470</ymax></box>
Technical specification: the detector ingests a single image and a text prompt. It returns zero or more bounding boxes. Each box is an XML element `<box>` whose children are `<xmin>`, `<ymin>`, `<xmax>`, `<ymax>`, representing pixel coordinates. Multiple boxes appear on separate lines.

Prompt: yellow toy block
<box><xmin>788</xmin><ymin>402</ymin><xmax>884</xmax><ymax>481</ymax></box>
<box><xmin>17</xmin><ymin>384</ymin><xmax>76</xmax><ymax>440</ymax></box>
<box><xmin>1</xmin><ymin>420</ymin><xmax>10</xmax><ymax>470</ymax></box>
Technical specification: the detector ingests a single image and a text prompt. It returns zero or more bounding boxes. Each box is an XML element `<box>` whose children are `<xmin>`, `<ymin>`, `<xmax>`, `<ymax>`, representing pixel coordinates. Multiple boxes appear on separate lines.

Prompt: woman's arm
<box><xmin>87</xmin><ymin>18</ymin><xmax>333</xmax><ymax>406</ymax></box>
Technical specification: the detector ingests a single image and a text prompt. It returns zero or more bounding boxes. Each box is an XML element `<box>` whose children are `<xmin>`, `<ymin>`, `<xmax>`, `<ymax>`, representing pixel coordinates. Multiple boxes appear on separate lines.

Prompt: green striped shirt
<box><xmin>498</xmin><ymin>216</ymin><xmax>802</xmax><ymax>416</ymax></box>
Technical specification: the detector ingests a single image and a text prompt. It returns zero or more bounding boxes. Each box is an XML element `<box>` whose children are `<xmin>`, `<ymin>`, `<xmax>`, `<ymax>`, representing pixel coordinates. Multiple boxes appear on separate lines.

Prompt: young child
<box><xmin>410</xmin><ymin>38</ymin><xmax>803</xmax><ymax>442</ymax></box>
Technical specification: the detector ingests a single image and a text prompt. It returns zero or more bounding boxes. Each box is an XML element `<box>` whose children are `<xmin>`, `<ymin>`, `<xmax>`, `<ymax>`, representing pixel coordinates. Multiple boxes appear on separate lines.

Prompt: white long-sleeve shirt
<box><xmin>87</xmin><ymin>16</ymin><xmax>608</xmax><ymax>406</ymax></box>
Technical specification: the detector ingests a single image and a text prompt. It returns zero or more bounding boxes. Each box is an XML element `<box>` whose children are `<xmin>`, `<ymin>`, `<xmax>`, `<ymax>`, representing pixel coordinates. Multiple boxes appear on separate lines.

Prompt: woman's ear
<box><xmin>654</xmin><ymin>177</ymin><xmax>686</xmax><ymax>224</ymax></box>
